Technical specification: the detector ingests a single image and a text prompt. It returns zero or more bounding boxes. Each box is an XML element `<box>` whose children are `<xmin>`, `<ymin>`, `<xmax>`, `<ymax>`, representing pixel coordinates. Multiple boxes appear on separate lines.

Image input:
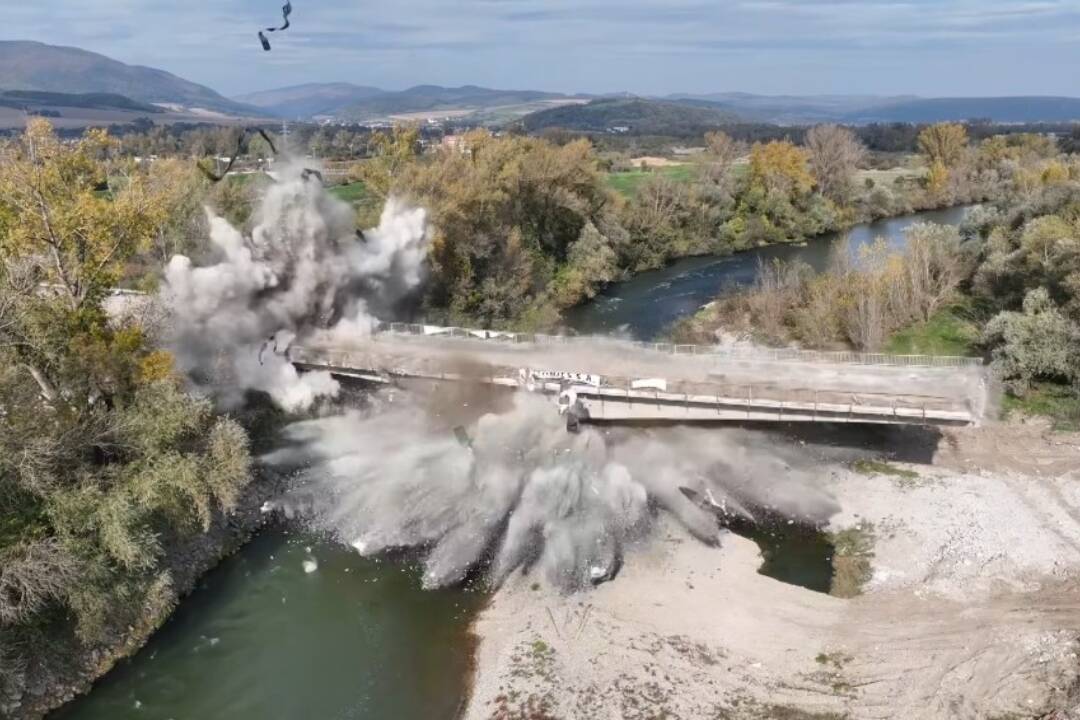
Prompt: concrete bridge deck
<box><xmin>289</xmin><ymin>325</ymin><xmax>988</xmax><ymax>427</ymax></box>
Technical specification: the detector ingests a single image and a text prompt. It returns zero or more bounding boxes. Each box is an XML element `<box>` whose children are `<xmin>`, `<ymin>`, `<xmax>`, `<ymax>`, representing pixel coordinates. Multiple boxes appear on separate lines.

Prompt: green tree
<box><xmin>352</xmin><ymin>125</ymin><xmax>422</xmax><ymax>200</ymax></box>
<box><xmin>984</xmin><ymin>288</ymin><xmax>1080</xmax><ymax>393</ymax></box>
<box><xmin>391</xmin><ymin>133</ymin><xmax>613</xmax><ymax>327</ymax></box>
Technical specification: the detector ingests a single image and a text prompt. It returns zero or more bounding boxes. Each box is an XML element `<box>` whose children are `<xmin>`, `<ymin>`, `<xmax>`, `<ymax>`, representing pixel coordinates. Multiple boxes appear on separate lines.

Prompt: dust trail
<box><xmin>263</xmin><ymin>392</ymin><xmax>839</xmax><ymax>590</ymax></box>
<box><xmin>161</xmin><ymin>161</ymin><xmax>429</xmax><ymax>410</ymax></box>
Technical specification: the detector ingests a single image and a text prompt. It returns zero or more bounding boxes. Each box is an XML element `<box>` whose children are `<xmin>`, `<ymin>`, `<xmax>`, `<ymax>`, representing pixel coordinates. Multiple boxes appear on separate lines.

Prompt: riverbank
<box><xmin>562</xmin><ymin>205</ymin><xmax>973</xmax><ymax>340</ymax></box>
<box><xmin>9</xmin><ymin>473</ymin><xmax>284</xmax><ymax>720</ymax></box>
<box><xmin>464</xmin><ymin>419</ymin><xmax>1080</xmax><ymax>720</ymax></box>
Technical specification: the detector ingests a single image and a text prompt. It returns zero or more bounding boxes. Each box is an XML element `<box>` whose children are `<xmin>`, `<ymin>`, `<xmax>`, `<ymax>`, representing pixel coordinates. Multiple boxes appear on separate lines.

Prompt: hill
<box><xmin>664</xmin><ymin>93</ymin><xmax>1080</xmax><ymax>125</ymax></box>
<box><xmin>338</xmin><ymin>85</ymin><xmax>586</xmax><ymax>120</ymax></box>
<box><xmin>233</xmin><ymin>82</ymin><xmax>387</xmax><ymax>119</ymax></box>
<box><xmin>520</xmin><ymin>97</ymin><xmax>740</xmax><ymax>135</ymax></box>
<box><xmin>666</xmin><ymin>92</ymin><xmax>917</xmax><ymax>124</ymax></box>
<box><xmin>843</xmin><ymin>96</ymin><xmax>1080</xmax><ymax>124</ymax></box>
<box><xmin>0</xmin><ymin>90</ymin><xmax>161</xmax><ymax>113</ymax></box>
<box><xmin>0</xmin><ymin>40</ymin><xmax>261</xmax><ymax>116</ymax></box>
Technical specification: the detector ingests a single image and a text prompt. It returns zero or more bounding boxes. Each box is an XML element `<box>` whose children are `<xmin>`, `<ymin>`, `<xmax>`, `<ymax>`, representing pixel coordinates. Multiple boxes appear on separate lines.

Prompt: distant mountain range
<box><xmin>0</xmin><ymin>40</ymin><xmax>261</xmax><ymax>117</ymax></box>
<box><xmin>234</xmin><ymin>82</ymin><xmax>387</xmax><ymax>119</ymax></box>
<box><xmin>243</xmin><ymin>82</ymin><xmax>1080</xmax><ymax>126</ymax></box>
<box><xmin>841</xmin><ymin>97</ymin><xmax>1080</xmax><ymax>124</ymax></box>
<box><xmin>4</xmin><ymin>40</ymin><xmax>1080</xmax><ymax>129</ymax></box>
<box><xmin>521</xmin><ymin>97</ymin><xmax>739</xmax><ymax>134</ymax></box>
<box><xmin>671</xmin><ymin>93</ymin><xmax>1080</xmax><ymax>125</ymax></box>
<box><xmin>236</xmin><ymin>82</ymin><xmax>590</xmax><ymax>121</ymax></box>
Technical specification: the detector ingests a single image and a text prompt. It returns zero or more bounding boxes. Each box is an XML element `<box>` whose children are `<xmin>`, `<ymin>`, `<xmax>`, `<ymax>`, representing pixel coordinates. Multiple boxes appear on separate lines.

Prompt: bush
<box><xmin>984</xmin><ymin>288</ymin><xmax>1080</xmax><ymax>394</ymax></box>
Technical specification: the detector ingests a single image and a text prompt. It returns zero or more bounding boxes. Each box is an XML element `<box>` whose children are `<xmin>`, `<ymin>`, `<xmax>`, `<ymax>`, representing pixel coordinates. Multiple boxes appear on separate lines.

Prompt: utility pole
<box><xmin>275</xmin><ymin>120</ymin><xmax>289</xmax><ymax>168</ymax></box>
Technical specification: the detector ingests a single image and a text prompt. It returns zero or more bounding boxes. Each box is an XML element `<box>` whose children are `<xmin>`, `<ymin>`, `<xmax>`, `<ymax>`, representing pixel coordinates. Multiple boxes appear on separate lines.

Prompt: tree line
<box><xmin>350</xmin><ymin>122</ymin><xmax>1056</xmax><ymax>330</ymax></box>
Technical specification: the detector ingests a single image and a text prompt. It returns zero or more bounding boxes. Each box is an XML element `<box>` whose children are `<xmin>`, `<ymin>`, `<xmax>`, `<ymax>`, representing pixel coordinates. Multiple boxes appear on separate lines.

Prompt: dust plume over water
<box><xmin>263</xmin><ymin>391</ymin><xmax>841</xmax><ymax>591</ymax></box>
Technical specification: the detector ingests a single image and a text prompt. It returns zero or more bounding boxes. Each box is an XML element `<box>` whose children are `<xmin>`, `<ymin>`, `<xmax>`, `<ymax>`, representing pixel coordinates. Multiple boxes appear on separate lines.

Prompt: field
<box><xmin>606</xmin><ymin>164</ymin><xmax>697</xmax><ymax>197</ymax></box>
<box><xmin>329</xmin><ymin>181</ymin><xmax>369</xmax><ymax>205</ymax></box>
<box><xmin>855</xmin><ymin>165</ymin><xmax>923</xmax><ymax>187</ymax></box>
<box><xmin>0</xmin><ymin>105</ymin><xmax>254</xmax><ymax>130</ymax></box>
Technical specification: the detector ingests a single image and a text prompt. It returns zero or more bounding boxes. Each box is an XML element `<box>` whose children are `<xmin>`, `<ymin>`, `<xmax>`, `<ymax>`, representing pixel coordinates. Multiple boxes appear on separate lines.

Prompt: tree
<box><xmin>917</xmin><ymin>123</ymin><xmax>969</xmax><ymax>169</ymax></box>
<box><xmin>389</xmin><ymin>133</ymin><xmax>613</xmax><ymax>326</ymax></box>
<box><xmin>748</xmin><ymin>140</ymin><xmax>814</xmax><ymax>197</ymax></box>
<box><xmin>0</xmin><ymin>120</ymin><xmax>173</xmax><ymax>402</ymax></box>
<box><xmin>702</xmin><ymin>131</ymin><xmax>742</xmax><ymax>189</ymax></box>
<box><xmin>899</xmin><ymin>223</ymin><xmax>967</xmax><ymax>321</ymax></box>
<box><xmin>0</xmin><ymin>122</ymin><xmax>253</xmax><ymax>707</ymax></box>
<box><xmin>351</xmin><ymin>125</ymin><xmax>421</xmax><ymax>199</ymax></box>
<box><xmin>804</xmin><ymin>124</ymin><xmax>867</xmax><ymax>205</ymax></box>
<box><xmin>1062</xmin><ymin>126</ymin><xmax>1080</xmax><ymax>156</ymax></box>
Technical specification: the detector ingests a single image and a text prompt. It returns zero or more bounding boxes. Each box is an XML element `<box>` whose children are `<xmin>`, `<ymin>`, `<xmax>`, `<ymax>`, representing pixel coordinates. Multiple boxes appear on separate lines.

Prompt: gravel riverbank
<box><xmin>465</xmin><ymin>421</ymin><xmax>1080</xmax><ymax>720</ymax></box>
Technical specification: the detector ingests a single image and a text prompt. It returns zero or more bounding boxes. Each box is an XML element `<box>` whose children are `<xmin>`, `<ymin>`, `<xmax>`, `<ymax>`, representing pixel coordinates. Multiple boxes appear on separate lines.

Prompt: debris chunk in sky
<box><xmin>258</xmin><ymin>1</ymin><xmax>293</xmax><ymax>52</ymax></box>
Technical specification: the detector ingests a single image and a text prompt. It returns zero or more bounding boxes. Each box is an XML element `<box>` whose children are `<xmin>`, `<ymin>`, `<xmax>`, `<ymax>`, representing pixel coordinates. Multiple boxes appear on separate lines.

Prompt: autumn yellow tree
<box><xmin>350</xmin><ymin>124</ymin><xmax>422</xmax><ymax>199</ymax></box>
<box><xmin>748</xmin><ymin>140</ymin><xmax>814</xmax><ymax>197</ymax></box>
<box><xmin>0</xmin><ymin>120</ymin><xmax>189</xmax><ymax>402</ymax></box>
<box><xmin>917</xmin><ymin>123</ymin><xmax>968</xmax><ymax>169</ymax></box>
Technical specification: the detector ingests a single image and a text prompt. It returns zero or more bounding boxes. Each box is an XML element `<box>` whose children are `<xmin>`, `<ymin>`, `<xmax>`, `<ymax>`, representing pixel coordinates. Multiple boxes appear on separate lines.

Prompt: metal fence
<box><xmin>378</xmin><ymin>322</ymin><xmax>984</xmax><ymax>369</ymax></box>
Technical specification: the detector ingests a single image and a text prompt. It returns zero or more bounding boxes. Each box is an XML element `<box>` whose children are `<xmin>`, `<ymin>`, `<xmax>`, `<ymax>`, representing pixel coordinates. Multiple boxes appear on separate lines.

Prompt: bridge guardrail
<box><xmin>378</xmin><ymin>322</ymin><xmax>984</xmax><ymax>369</ymax></box>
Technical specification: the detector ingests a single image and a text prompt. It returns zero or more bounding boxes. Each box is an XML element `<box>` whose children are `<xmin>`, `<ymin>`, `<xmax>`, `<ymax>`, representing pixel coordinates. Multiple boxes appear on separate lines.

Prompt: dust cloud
<box><xmin>263</xmin><ymin>392</ymin><xmax>839</xmax><ymax>590</ymax></box>
<box><xmin>163</xmin><ymin>163</ymin><xmax>839</xmax><ymax>591</ymax></box>
<box><xmin>161</xmin><ymin>161</ymin><xmax>429</xmax><ymax>410</ymax></box>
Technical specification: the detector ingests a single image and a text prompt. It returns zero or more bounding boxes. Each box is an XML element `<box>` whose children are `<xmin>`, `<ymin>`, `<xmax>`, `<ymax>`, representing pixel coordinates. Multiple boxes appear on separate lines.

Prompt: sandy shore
<box><xmin>465</xmin><ymin>422</ymin><xmax>1080</xmax><ymax>720</ymax></box>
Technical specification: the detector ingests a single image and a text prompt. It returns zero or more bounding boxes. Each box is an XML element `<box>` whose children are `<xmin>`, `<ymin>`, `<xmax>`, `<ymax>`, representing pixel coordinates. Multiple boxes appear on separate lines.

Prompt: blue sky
<box><xmin>6</xmin><ymin>0</ymin><xmax>1080</xmax><ymax>97</ymax></box>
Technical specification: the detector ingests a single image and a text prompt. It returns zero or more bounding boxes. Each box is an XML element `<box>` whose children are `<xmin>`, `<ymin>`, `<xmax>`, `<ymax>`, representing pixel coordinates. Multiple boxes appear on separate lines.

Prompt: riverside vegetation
<box><xmin>349</xmin><ymin>122</ymin><xmax>1014</xmax><ymax>329</ymax></box>
<box><xmin>674</xmin><ymin>126</ymin><xmax>1080</xmax><ymax>427</ymax></box>
<box><xmin>0</xmin><ymin>121</ymin><xmax>256</xmax><ymax>716</ymax></box>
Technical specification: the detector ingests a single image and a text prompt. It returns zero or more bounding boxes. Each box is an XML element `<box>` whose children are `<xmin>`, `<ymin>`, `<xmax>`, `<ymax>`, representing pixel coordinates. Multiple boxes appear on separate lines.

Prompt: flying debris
<box><xmin>453</xmin><ymin>426</ymin><xmax>473</xmax><ymax>450</ymax></box>
<box><xmin>258</xmin><ymin>1</ymin><xmax>293</xmax><ymax>51</ymax></box>
<box><xmin>197</xmin><ymin>127</ymin><xmax>278</xmax><ymax>183</ymax></box>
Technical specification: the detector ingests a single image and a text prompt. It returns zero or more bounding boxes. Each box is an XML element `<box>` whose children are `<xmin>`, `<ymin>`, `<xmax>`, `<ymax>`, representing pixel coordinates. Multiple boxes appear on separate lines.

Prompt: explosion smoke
<box><xmin>162</xmin><ymin>162</ymin><xmax>429</xmax><ymax>410</ymax></box>
<box><xmin>263</xmin><ymin>393</ymin><xmax>840</xmax><ymax>590</ymax></box>
<box><xmin>164</xmin><ymin>163</ymin><xmax>839</xmax><ymax>591</ymax></box>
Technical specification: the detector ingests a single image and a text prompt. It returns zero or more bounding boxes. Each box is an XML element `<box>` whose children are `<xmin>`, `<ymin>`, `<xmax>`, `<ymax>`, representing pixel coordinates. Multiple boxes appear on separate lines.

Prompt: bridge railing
<box><xmin>377</xmin><ymin>322</ymin><xmax>984</xmax><ymax>369</ymax></box>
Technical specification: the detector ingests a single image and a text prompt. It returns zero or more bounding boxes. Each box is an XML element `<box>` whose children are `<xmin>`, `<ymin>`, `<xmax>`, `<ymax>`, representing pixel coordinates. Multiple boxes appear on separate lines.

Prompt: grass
<box><xmin>605</xmin><ymin>164</ymin><xmax>696</xmax><ymax>197</ymax></box>
<box><xmin>0</xmin><ymin>505</ymin><xmax>48</xmax><ymax>553</ymax></box>
<box><xmin>1002</xmin><ymin>382</ymin><xmax>1080</xmax><ymax>432</ymax></box>
<box><xmin>884</xmin><ymin>306</ymin><xmax>981</xmax><ymax>357</ymax></box>
<box><xmin>827</xmin><ymin>525</ymin><xmax>875</xmax><ymax>599</ymax></box>
<box><xmin>851</xmin><ymin>459</ymin><xmax>918</xmax><ymax>481</ymax></box>
<box><xmin>328</xmin><ymin>181</ymin><xmax>369</xmax><ymax>205</ymax></box>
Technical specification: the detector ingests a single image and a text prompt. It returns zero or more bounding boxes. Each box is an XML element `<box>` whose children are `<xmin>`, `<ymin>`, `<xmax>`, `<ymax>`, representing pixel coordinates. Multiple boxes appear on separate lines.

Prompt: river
<box><xmin>564</xmin><ymin>205</ymin><xmax>972</xmax><ymax>340</ymax></box>
<box><xmin>53</xmin><ymin>205</ymin><xmax>970</xmax><ymax>720</ymax></box>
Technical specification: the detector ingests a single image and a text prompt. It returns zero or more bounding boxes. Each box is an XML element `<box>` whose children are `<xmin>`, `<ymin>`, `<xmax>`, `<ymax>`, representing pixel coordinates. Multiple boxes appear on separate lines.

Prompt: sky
<box><xmin>5</xmin><ymin>0</ymin><xmax>1080</xmax><ymax>98</ymax></box>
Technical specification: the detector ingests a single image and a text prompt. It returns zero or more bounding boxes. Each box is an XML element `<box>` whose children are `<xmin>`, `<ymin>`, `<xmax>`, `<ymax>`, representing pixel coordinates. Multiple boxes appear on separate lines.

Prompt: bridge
<box><xmin>288</xmin><ymin>323</ymin><xmax>988</xmax><ymax>427</ymax></box>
